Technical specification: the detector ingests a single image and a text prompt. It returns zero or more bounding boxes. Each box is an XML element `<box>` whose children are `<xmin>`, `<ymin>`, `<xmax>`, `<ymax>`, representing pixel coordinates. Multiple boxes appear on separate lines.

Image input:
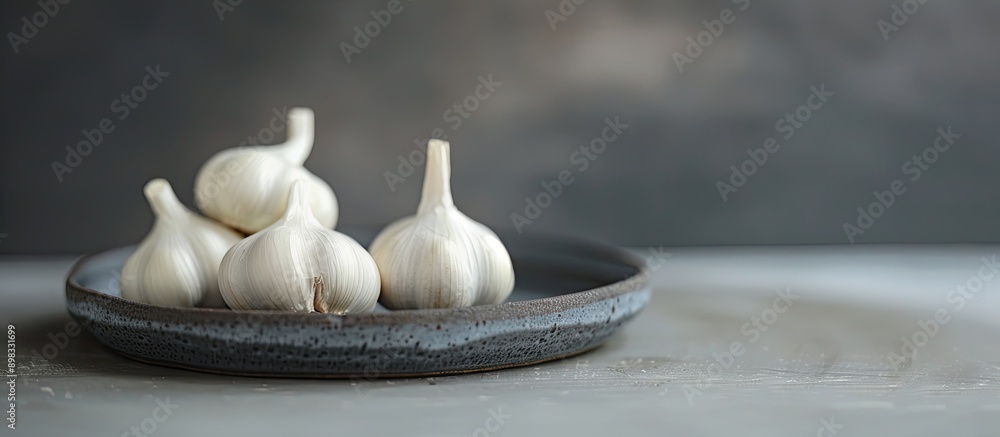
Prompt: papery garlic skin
<box><xmin>121</xmin><ymin>179</ymin><xmax>244</xmax><ymax>308</ymax></box>
<box><xmin>194</xmin><ymin>107</ymin><xmax>338</xmax><ymax>233</ymax></box>
<box><xmin>370</xmin><ymin>140</ymin><xmax>515</xmax><ymax>309</ymax></box>
<box><xmin>218</xmin><ymin>181</ymin><xmax>380</xmax><ymax>314</ymax></box>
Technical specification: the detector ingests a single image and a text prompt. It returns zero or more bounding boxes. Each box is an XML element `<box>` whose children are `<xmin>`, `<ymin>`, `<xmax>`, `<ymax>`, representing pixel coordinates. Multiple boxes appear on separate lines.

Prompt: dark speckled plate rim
<box><xmin>115</xmin><ymin>343</ymin><xmax>607</xmax><ymax>379</ymax></box>
<box><xmin>65</xmin><ymin>236</ymin><xmax>652</xmax><ymax>326</ymax></box>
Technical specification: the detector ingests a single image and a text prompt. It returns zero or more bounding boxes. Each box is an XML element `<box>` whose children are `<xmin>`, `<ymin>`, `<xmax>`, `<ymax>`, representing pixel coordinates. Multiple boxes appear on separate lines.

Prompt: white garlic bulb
<box><xmin>121</xmin><ymin>179</ymin><xmax>244</xmax><ymax>308</ymax></box>
<box><xmin>369</xmin><ymin>140</ymin><xmax>515</xmax><ymax>309</ymax></box>
<box><xmin>218</xmin><ymin>181</ymin><xmax>380</xmax><ymax>314</ymax></box>
<box><xmin>194</xmin><ymin>107</ymin><xmax>338</xmax><ymax>233</ymax></box>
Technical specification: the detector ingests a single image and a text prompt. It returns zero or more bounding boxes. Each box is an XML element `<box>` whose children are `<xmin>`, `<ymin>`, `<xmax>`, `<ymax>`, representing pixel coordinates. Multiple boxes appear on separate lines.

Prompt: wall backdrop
<box><xmin>3</xmin><ymin>0</ymin><xmax>1000</xmax><ymax>254</ymax></box>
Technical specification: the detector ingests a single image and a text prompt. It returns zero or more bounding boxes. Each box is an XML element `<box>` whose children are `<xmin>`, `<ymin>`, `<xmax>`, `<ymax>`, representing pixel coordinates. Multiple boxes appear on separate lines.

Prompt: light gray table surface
<box><xmin>3</xmin><ymin>246</ymin><xmax>1000</xmax><ymax>437</ymax></box>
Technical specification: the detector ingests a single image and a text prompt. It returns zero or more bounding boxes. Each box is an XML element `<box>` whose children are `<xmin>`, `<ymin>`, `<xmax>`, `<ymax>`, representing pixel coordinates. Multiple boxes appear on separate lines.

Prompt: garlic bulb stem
<box><xmin>145</xmin><ymin>179</ymin><xmax>190</xmax><ymax>222</ymax></box>
<box><xmin>121</xmin><ymin>178</ymin><xmax>244</xmax><ymax>308</ymax></box>
<box><xmin>417</xmin><ymin>139</ymin><xmax>455</xmax><ymax>214</ymax></box>
<box><xmin>267</xmin><ymin>107</ymin><xmax>314</xmax><ymax>165</ymax></box>
<box><xmin>370</xmin><ymin>139</ymin><xmax>515</xmax><ymax>310</ymax></box>
<box><xmin>281</xmin><ymin>176</ymin><xmax>316</xmax><ymax>224</ymax></box>
<box><xmin>193</xmin><ymin>107</ymin><xmax>338</xmax><ymax>233</ymax></box>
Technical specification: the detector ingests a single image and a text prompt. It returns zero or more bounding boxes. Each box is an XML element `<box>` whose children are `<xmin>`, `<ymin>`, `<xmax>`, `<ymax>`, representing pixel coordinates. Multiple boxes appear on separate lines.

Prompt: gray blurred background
<box><xmin>2</xmin><ymin>0</ymin><xmax>999</xmax><ymax>254</ymax></box>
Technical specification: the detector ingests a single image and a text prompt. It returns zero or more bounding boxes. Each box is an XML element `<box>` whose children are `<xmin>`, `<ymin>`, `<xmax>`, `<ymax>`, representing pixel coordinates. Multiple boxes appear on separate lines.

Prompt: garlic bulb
<box><xmin>194</xmin><ymin>107</ymin><xmax>338</xmax><ymax>233</ymax></box>
<box><xmin>218</xmin><ymin>181</ymin><xmax>380</xmax><ymax>314</ymax></box>
<box><xmin>369</xmin><ymin>140</ymin><xmax>515</xmax><ymax>309</ymax></box>
<box><xmin>121</xmin><ymin>179</ymin><xmax>244</xmax><ymax>308</ymax></box>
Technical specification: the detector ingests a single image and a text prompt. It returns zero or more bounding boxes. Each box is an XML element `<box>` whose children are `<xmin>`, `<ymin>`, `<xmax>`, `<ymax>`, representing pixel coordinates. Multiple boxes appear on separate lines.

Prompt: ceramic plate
<box><xmin>65</xmin><ymin>231</ymin><xmax>651</xmax><ymax>378</ymax></box>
